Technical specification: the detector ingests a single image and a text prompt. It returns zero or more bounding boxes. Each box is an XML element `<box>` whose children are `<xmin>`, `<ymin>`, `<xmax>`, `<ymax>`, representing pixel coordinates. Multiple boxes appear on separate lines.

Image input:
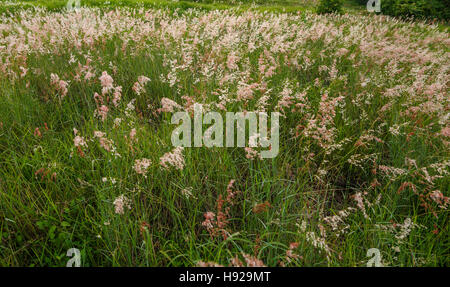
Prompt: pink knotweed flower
<box><xmin>236</xmin><ymin>82</ymin><xmax>257</xmax><ymax>101</ymax></box>
<box><xmin>113</xmin><ymin>118</ymin><xmax>122</xmax><ymax>127</ymax></box>
<box><xmin>113</xmin><ymin>194</ymin><xmax>131</xmax><ymax>215</ymax></box>
<box><xmin>95</xmin><ymin>105</ymin><xmax>109</xmax><ymax>122</ymax></box>
<box><xmin>98</xmin><ymin>137</ymin><xmax>112</xmax><ymax>152</ymax></box>
<box><xmin>242</xmin><ymin>253</ymin><xmax>266</xmax><ymax>267</ymax></box>
<box><xmin>429</xmin><ymin>190</ymin><xmax>449</xmax><ymax>208</ymax></box>
<box><xmin>93</xmin><ymin>131</ymin><xmax>116</xmax><ymax>154</ymax></box>
<box><xmin>129</xmin><ymin>128</ymin><xmax>137</xmax><ymax>142</ymax></box>
<box><xmin>50</xmin><ymin>73</ymin><xmax>59</xmax><ymax>86</ymax></box>
<box><xmin>73</xmin><ymin>135</ymin><xmax>87</xmax><ymax>148</ymax></box>
<box><xmin>196</xmin><ymin>261</ymin><xmax>223</xmax><ymax>267</ymax></box>
<box><xmin>226</xmin><ymin>52</ymin><xmax>240</xmax><ymax>70</ymax></box>
<box><xmin>158</xmin><ymin>97</ymin><xmax>181</xmax><ymax>113</ymax></box>
<box><xmin>138</xmin><ymin>75</ymin><xmax>150</xmax><ymax>85</ymax></box>
<box><xmin>132</xmin><ymin>82</ymin><xmax>143</xmax><ymax>95</ymax></box>
<box><xmin>352</xmin><ymin>192</ymin><xmax>369</xmax><ymax>219</ymax></box>
<box><xmin>99</xmin><ymin>71</ymin><xmax>114</xmax><ymax>90</ymax></box>
<box><xmin>159</xmin><ymin>147</ymin><xmax>185</xmax><ymax>170</ymax></box>
<box><xmin>84</xmin><ymin>71</ymin><xmax>95</xmax><ymax>81</ymax></box>
<box><xmin>34</xmin><ymin>127</ymin><xmax>42</xmax><ymax>138</ymax></box>
<box><xmin>50</xmin><ymin>73</ymin><xmax>68</xmax><ymax>98</ymax></box>
<box><xmin>20</xmin><ymin>66</ymin><xmax>28</xmax><ymax>78</ymax></box>
<box><xmin>441</xmin><ymin>126</ymin><xmax>450</xmax><ymax>138</ymax></box>
<box><xmin>73</xmin><ymin>128</ymin><xmax>87</xmax><ymax>157</ymax></box>
<box><xmin>265</xmin><ymin>66</ymin><xmax>276</xmax><ymax>78</ymax></box>
<box><xmin>112</xmin><ymin>86</ymin><xmax>122</xmax><ymax>107</ymax></box>
<box><xmin>201</xmin><ymin>211</ymin><xmax>217</xmax><ymax>237</ymax></box>
<box><xmin>336</xmin><ymin>48</ymin><xmax>349</xmax><ymax>57</ymax></box>
<box><xmin>133</xmin><ymin>158</ymin><xmax>152</xmax><ymax>177</ymax></box>
<box><xmin>202</xmin><ymin>211</ymin><xmax>216</xmax><ymax>228</ymax></box>
<box><xmin>230</xmin><ymin>253</ymin><xmax>266</xmax><ymax>267</ymax></box>
<box><xmin>430</xmin><ymin>190</ymin><xmax>444</xmax><ymax>203</ymax></box>
<box><xmin>244</xmin><ymin>147</ymin><xmax>260</xmax><ymax>160</ymax></box>
<box><xmin>230</xmin><ymin>256</ymin><xmax>244</xmax><ymax>267</ymax></box>
<box><xmin>93</xmin><ymin>131</ymin><xmax>105</xmax><ymax>138</ymax></box>
<box><xmin>132</xmin><ymin>75</ymin><xmax>150</xmax><ymax>95</ymax></box>
<box><xmin>286</xmin><ymin>242</ymin><xmax>301</xmax><ymax>263</ymax></box>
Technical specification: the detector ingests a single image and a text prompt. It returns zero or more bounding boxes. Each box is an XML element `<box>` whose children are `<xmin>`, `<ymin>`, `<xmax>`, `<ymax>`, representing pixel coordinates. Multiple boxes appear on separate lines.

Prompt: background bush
<box><xmin>356</xmin><ymin>0</ymin><xmax>450</xmax><ymax>20</ymax></box>
<box><xmin>317</xmin><ymin>0</ymin><xmax>343</xmax><ymax>13</ymax></box>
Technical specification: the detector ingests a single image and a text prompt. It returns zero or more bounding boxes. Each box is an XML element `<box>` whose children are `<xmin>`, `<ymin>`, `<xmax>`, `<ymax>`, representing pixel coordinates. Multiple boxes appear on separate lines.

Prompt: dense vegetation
<box><xmin>355</xmin><ymin>0</ymin><xmax>450</xmax><ymax>20</ymax></box>
<box><xmin>0</xmin><ymin>0</ymin><xmax>448</xmax><ymax>267</ymax></box>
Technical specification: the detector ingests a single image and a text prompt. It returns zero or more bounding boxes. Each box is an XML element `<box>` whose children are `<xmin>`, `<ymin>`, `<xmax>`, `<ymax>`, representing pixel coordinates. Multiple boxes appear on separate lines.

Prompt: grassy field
<box><xmin>0</xmin><ymin>1</ymin><xmax>448</xmax><ymax>267</ymax></box>
<box><xmin>0</xmin><ymin>0</ymin><xmax>368</xmax><ymax>14</ymax></box>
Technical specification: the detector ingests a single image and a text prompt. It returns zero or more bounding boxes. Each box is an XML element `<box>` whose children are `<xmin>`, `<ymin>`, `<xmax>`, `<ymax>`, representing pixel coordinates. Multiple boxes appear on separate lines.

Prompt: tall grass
<box><xmin>0</xmin><ymin>4</ymin><xmax>448</xmax><ymax>267</ymax></box>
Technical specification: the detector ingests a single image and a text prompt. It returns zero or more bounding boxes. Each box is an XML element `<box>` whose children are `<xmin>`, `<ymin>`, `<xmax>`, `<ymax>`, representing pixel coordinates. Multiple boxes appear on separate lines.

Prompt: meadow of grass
<box><xmin>0</xmin><ymin>1</ymin><xmax>448</xmax><ymax>267</ymax></box>
<box><xmin>0</xmin><ymin>0</ymin><xmax>370</xmax><ymax>14</ymax></box>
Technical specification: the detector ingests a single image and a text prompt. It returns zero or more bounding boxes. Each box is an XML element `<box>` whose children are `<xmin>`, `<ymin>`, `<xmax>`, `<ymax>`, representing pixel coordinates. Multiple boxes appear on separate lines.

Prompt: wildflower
<box><xmin>158</xmin><ymin>97</ymin><xmax>181</xmax><ymax>113</ymax></box>
<box><xmin>196</xmin><ymin>261</ymin><xmax>223</xmax><ymax>267</ymax></box>
<box><xmin>84</xmin><ymin>71</ymin><xmax>95</xmax><ymax>81</ymax></box>
<box><xmin>252</xmin><ymin>201</ymin><xmax>271</xmax><ymax>213</ymax></box>
<box><xmin>99</xmin><ymin>71</ymin><xmax>114</xmax><ymax>94</ymax></box>
<box><xmin>133</xmin><ymin>158</ymin><xmax>152</xmax><ymax>177</ymax></box>
<box><xmin>306</xmin><ymin>231</ymin><xmax>331</xmax><ymax>259</ymax></box>
<box><xmin>112</xmin><ymin>86</ymin><xmax>122</xmax><ymax>107</ymax></box>
<box><xmin>160</xmin><ymin>147</ymin><xmax>185</xmax><ymax>170</ymax></box>
<box><xmin>95</xmin><ymin>105</ymin><xmax>109</xmax><ymax>122</ymax></box>
<box><xmin>34</xmin><ymin>127</ymin><xmax>42</xmax><ymax>138</ymax></box>
<box><xmin>113</xmin><ymin>194</ymin><xmax>131</xmax><ymax>215</ymax></box>
<box><xmin>441</xmin><ymin>126</ymin><xmax>450</xmax><ymax>137</ymax></box>
<box><xmin>19</xmin><ymin>66</ymin><xmax>28</xmax><ymax>77</ymax></box>
<box><xmin>242</xmin><ymin>253</ymin><xmax>266</xmax><ymax>267</ymax></box>
<box><xmin>73</xmin><ymin>128</ymin><xmax>87</xmax><ymax>157</ymax></box>
<box><xmin>102</xmin><ymin>177</ymin><xmax>117</xmax><ymax>184</ymax></box>
<box><xmin>129</xmin><ymin>128</ymin><xmax>137</xmax><ymax>142</ymax></box>
<box><xmin>125</xmin><ymin>99</ymin><xmax>136</xmax><ymax>117</ymax></box>
<box><xmin>113</xmin><ymin>118</ymin><xmax>122</xmax><ymax>127</ymax></box>
<box><xmin>245</xmin><ymin>147</ymin><xmax>260</xmax><ymax>160</ymax></box>
<box><xmin>132</xmin><ymin>75</ymin><xmax>150</xmax><ymax>95</ymax></box>
<box><xmin>429</xmin><ymin>190</ymin><xmax>449</xmax><ymax>208</ymax></box>
<box><xmin>336</xmin><ymin>48</ymin><xmax>348</xmax><ymax>57</ymax></box>
<box><xmin>93</xmin><ymin>131</ymin><xmax>106</xmax><ymax>138</ymax></box>
<box><xmin>323</xmin><ymin>207</ymin><xmax>355</xmax><ymax>237</ymax></box>
<box><xmin>225</xmin><ymin>179</ymin><xmax>239</xmax><ymax>203</ymax></box>
<box><xmin>140</xmin><ymin>221</ymin><xmax>151</xmax><ymax>235</ymax></box>
<box><xmin>138</xmin><ymin>75</ymin><xmax>150</xmax><ymax>85</ymax></box>
<box><xmin>98</xmin><ymin>137</ymin><xmax>113</xmax><ymax>152</ymax></box>
<box><xmin>201</xmin><ymin>211</ymin><xmax>217</xmax><ymax>237</ymax></box>
<box><xmin>352</xmin><ymin>192</ymin><xmax>369</xmax><ymax>219</ymax></box>
<box><xmin>50</xmin><ymin>73</ymin><xmax>68</xmax><ymax>98</ymax></box>
<box><xmin>226</xmin><ymin>52</ymin><xmax>240</xmax><ymax>70</ymax></box>
<box><xmin>93</xmin><ymin>131</ymin><xmax>119</xmax><ymax>156</ymax></box>
<box><xmin>230</xmin><ymin>256</ymin><xmax>244</xmax><ymax>267</ymax></box>
<box><xmin>286</xmin><ymin>242</ymin><xmax>301</xmax><ymax>263</ymax></box>
<box><xmin>395</xmin><ymin>218</ymin><xmax>416</xmax><ymax>241</ymax></box>
<box><xmin>181</xmin><ymin>187</ymin><xmax>195</xmax><ymax>199</ymax></box>
<box><xmin>73</xmin><ymin>135</ymin><xmax>86</xmax><ymax>147</ymax></box>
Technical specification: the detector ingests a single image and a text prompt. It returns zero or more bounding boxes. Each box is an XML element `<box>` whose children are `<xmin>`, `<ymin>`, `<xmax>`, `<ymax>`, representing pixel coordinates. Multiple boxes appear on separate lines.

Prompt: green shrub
<box><xmin>359</xmin><ymin>0</ymin><xmax>450</xmax><ymax>20</ymax></box>
<box><xmin>317</xmin><ymin>0</ymin><xmax>343</xmax><ymax>14</ymax></box>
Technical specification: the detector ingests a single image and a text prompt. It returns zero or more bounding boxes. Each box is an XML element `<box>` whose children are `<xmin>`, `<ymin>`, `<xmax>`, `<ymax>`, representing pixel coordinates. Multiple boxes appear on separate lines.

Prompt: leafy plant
<box><xmin>369</xmin><ymin>0</ymin><xmax>449</xmax><ymax>20</ymax></box>
<box><xmin>317</xmin><ymin>0</ymin><xmax>343</xmax><ymax>14</ymax></box>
